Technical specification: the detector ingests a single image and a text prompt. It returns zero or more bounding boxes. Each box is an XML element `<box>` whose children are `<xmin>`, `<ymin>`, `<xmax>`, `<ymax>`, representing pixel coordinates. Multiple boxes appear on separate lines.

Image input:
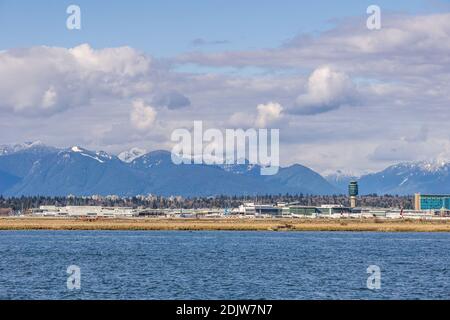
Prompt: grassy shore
<box><xmin>0</xmin><ymin>217</ymin><xmax>449</xmax><ymax>232</ymax></box>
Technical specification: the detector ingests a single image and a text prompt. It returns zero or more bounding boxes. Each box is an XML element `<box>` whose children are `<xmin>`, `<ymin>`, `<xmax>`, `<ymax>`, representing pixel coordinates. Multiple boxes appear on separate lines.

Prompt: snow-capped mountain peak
<box><xmin>59</xmin><ymin>146</ymin><xmax>113</xmax><ymax>164</ymax></box>
<box><xmin>0</xmin><ymin>141</ymin><xmax>50</xmax><ymax>156</ymax></box>
<box><xmin>390</xmin><ymin>159</ymin><xmax>450</xmax><ymax>173</ymax></box>
<box><xmin>71</xmin><ymin>146</ymin><xmax>84</xmax><ymax>153</ymax></box>
<box><xmin>324</xmin><ymin>170</ymin><xmax>361</xmax><ymax>193</ymax></box>
<box><xmin>417</xmin><ymin>159</ymin><xmax>449</xmax><ymax>172</ymax></box>
<box><xmin>357</xmin><ymin>158</ymin><xmax>450</xmax><ymax>195</ymax></box>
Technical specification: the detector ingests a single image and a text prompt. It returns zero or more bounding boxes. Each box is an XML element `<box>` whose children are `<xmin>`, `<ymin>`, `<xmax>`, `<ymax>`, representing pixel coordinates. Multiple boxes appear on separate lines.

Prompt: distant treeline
<box><xmin>0</xmin><ymin>194</ymin><xmax>414</xmax><ymax>211</ymax></box>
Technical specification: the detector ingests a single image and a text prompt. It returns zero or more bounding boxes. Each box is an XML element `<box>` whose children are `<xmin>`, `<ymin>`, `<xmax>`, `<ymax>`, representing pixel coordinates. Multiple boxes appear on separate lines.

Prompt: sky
<box><xmin>0</xmin><ymin>0</ymin><xmax>439</xmax><ymax>56</ymax></box>
<box><xmin>1</xmin><ymin>0</ymin><xmax>450</xmax><ymax>175</ymax></box>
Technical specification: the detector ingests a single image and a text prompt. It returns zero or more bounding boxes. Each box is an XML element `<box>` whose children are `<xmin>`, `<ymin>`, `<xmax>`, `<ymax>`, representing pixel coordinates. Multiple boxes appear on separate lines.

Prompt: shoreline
<box><xmin>0</xmin><ymin>217</ymin><xmax>449</xmax><ymax>232</ymax></box>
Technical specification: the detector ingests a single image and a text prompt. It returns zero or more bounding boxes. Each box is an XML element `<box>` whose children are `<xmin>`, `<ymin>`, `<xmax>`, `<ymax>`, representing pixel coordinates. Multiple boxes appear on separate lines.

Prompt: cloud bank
<box><xmin>0</xmin><ymin>44</ymin><xmax>154</xmax><ymax>115</ymax></box>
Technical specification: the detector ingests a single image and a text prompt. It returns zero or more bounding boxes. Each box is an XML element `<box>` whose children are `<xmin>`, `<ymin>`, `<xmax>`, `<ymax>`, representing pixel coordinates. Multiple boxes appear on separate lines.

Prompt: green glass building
<box><xmin>289</xmin><ymin>206</ymin><xmax>321</xmax><ymax>216</ymax></box>
<box><xmin>415</xmin><ymin>194</ymin><xmax>450</xmax><ymax>210</ymax></box>
<box><xmin>348</xmin><ymin>181</ymin><xmax>359</xmax><ymax>197</ymax></box>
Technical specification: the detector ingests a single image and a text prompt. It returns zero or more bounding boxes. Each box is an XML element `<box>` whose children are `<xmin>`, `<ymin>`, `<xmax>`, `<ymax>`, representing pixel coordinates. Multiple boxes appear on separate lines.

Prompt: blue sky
<box><xmin>0</xmin><ymin>0</ymin><xmax>443</xmax><ymax>57</ymax></box>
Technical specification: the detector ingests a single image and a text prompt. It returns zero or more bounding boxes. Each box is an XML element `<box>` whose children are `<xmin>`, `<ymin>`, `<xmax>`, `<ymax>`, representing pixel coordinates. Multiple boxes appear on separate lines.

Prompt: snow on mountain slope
<box><xmin>358</xmin><ymin>160</ymin><xmax>450</xmax><ymax>195</ymax></box>
<box><xmin>0</xmin><ymin>141</ymin><xmax>51</xmax><ymax>155</ymax></box>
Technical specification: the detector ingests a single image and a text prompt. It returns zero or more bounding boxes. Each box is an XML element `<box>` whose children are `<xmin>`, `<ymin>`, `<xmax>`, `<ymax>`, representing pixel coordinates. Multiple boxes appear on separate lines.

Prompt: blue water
<box><xmin>0</xmin><ymin>231</ymin><xmax>448</xmax><ymax>300</ymax></box>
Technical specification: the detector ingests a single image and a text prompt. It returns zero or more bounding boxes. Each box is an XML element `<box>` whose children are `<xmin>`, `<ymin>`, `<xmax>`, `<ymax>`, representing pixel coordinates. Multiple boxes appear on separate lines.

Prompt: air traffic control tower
<box><xmin>348</xmin><ymin>181</ymin><xmax>358</xmax><ymax>208</ymax></box>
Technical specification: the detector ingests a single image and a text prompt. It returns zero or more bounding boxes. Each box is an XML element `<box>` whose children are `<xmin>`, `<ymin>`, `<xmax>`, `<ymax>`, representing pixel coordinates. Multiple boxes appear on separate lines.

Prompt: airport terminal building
<box><xmin>414</xmin><ymin>194</ymin><xmax>450</xmax><ymax>211</ymax></box>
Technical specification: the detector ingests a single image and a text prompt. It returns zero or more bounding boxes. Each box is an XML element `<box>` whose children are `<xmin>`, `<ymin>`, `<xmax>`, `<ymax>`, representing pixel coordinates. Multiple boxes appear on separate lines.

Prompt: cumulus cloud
<box><xmin>255</xmin><ymin>102</ymin><xmax>283</xmax><ymax>127</ymax></box>
<box><xmin>0</xmin><ymin>44</ymin><xmax>152</xmax><ymax>115</ymax></box>
<box><xmin>130</xmin><ymin>100</ymin><xmax>157</xmax><ymax>131</ymax></box>
<box><xmin>289</xmin><ymin>66</ymin><xmax>357</xmax><ymax>115</ymax></box>
<box><xmin>229</xmin><ymin>102</ymin><xmax>283</xmax><ymax>128</ymax></box>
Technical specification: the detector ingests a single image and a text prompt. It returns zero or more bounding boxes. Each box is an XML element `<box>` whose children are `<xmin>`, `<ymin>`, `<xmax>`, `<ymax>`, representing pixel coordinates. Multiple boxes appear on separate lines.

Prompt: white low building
<box><xmin>34</xmin><ymin>206</ymin><xmax>138</xmax><ymax>217</ymax></box>
<box><xmin>32</xmin><ymin>206</ymin><xmax>60</xmax><ymax>216</ymax></box>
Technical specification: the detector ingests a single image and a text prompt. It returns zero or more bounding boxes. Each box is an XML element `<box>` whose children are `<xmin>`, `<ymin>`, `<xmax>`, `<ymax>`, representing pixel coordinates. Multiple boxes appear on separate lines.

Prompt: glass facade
<box><xmin>255</xmin><ymin>206</ymin><xmax>283</xmax><ymax>216</ymax></box>
<box><xmin>289</xmin><ymin>206</ymin><xmax>320</xmax><ymax>215</ymax></box>
<box><xmin>348</xmin><ymin>181</ymin><xmax>358</xmax><ymax>197</ymax></box>
<box><xmin>420</xmin><ymin>195</ymin><xmax>450</xmax><ymax>210</ymax></box>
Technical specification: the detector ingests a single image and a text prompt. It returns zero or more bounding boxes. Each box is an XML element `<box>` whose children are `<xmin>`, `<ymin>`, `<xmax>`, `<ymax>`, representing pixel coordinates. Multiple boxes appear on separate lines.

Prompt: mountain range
<box><xmin>0</xmin><ymin>142</ymin><xmax>338</xmax><ymax>197</ymax></box>
<box><xmin>0</xmin><ymin>142</ymin><xmax>449</xmax><ymax>197</ymax></box>
<box><xmin>356</xmin><ymin>161</ymin><xmax>450</xmax><ymax>195</ymax></box>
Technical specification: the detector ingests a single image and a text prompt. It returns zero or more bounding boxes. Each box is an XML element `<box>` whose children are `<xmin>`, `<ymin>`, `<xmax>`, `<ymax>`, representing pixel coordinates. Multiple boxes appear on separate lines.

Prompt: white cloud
<box><xmin>291</xmin><ymin>66</ymin><xmax>357</xmax><ymax>115</ymax></box>
<box><xmin>228</xmin><ymin>102</ymin><xmax>283</xmax><ymax>128</ymax></box>
<box><xmin>177</xmin><ymin>13</ymin><xmax>450</xmax><ymax>80</ymax></box>
<box><xmin>255</xmin><ymin>102</ymin><xmax>283</xmax><ymax>127</ymax></box>
<box><xmin>69</xmin><ymin>44</ymin><xmax>150</xmax><ymax>77</ymax></box>
<box><xmin>41</xmin><ymin>86</ymin><xmax>58</xmax><ymax>109</ymax></box>
<box><xmin>130</xmin><ymin>100</ymin><xmax>157</xmax><ymax>131</ymax></box>
<box><xmin>0</xmin><ymin>44</ymin><xmax>152</xmax><ymax>115</ymax></box>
